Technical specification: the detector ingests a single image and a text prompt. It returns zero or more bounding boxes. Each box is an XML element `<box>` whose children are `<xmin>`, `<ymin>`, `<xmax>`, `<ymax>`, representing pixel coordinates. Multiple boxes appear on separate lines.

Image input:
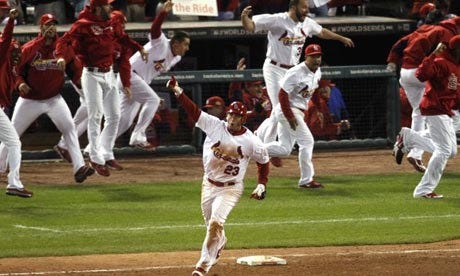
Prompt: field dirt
<box><xmin>1</xmin><ymin>149</ymin><xmax>459</xmax><ymax>275</ymax></box>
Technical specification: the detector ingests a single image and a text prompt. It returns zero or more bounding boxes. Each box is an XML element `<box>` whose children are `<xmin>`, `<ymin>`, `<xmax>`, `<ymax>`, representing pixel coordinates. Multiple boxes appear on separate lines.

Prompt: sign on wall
<box><xmin>172</xmin><ymin>0</ymin><xmax>218</xmax><ymax>17</ymax></box>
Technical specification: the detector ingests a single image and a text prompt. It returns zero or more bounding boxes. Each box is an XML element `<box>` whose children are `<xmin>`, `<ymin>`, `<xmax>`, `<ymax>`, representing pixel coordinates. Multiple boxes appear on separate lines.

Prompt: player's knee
<box><xmin>209</xmin><ymin>220</ymin><xmax>223</xmax><ymax>237</ymax></box>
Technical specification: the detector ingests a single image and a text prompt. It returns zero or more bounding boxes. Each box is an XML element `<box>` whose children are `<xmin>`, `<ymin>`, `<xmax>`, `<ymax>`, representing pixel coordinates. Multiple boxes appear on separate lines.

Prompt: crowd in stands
<box><xmin>3</xmin><ymin>0</ymin><xmax>459</xmax><ymax>25</ymax></box>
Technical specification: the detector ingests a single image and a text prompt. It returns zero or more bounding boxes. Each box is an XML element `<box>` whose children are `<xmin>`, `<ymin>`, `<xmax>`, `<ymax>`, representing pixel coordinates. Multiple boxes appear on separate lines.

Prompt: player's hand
<box><xmin>9</xmin><ymin>9</ymin><xmax>18</xmax><ymax>19</ymax></box>
<box><xmin>433</xmin><ymin>42</ymin><xmax>447</xmax><ymax>55</ymax></box>
<box><xmin>241</xmin><ymin>6</ymin><xmax>252</xmax><ymax>18</ymax></box>
<box><xmin>236</xmin><ymin>57</ymin><xmax>246</xmax><ymax>70</ymax></box>
<box><xmin>341</xmin><ymin>36</ymin><xmax>355</xmax><ymax>48</ymax></box>
<box><xmin>123</xmin><ymin>86</ymin><xmax>132</xmax><ymax>99</ymax></box>
<box><xmin>317</xmin><ymin>112</ymin><xmax>324</xmax><ymax>129</ymax></box>
<box><xmin>287</xmin><ymin>118</ymin><xmax>298</xmax><ymax>131</ymax></box>
<box><xmin>18</xmin><ymin>83</ymin><xmax>31</xmax><ymax>96</ymax></box>
<box><xmin>250</xmin><ymin>184</ymin><xmax>266</xmax><ymax>200</ymax></box>
<box><xmin>166</xmin><ymin>75</ymin><xmax>183</xmax><ymax>96</ymax></box>
<box><xmin>56</xmin><ymin>58</ymin><xmax>66</xmax><ymax>71</ymax></box>
<box><xmin>386</xmin><ymin>62</ymin><xmax>396</xmax><ymax>72</ymax></box>
<box><xmin>140</xmin><ymin>48</ymin><xmax>149</xmax><ymax>63</ymax></box>
<box><xmin>163</xmin><ymin>0</ymin><xmax>173</xmax><ymax>13</ymax></box>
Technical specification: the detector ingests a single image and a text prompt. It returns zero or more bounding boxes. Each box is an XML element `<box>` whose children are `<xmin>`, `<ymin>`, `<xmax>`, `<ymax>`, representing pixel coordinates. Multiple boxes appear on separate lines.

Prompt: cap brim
<box><xmin>306</xmin><ymin>51</ymin><xmax>322</xmax><ymax>56</ymax></box>
<box><xmin>42</xmin><ymin>19</ymin><xmax>58</xmax><ymax>25</ymax></box>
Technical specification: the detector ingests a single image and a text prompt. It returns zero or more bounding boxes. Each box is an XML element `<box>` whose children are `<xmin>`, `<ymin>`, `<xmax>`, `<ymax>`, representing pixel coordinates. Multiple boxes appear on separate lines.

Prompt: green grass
<box><xmin>0</xmin><ymin>172</ymin><xmax>459</xmax><ymax>258</ymax></box>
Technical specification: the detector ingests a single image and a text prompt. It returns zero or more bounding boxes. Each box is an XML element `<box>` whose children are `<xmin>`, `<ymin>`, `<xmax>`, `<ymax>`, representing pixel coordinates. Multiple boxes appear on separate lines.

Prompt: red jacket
<box><xmin>16</xmin><ymin>34</ymin><xmax>81</xmax><ymax>100</ymax></box>
<box><xmin>416</xmin><ymin>51</ymin><xmax>459</xmax><ymax>117</ymax></box>
<box><xmin>56</xmin><ymin>6</ymin><xmax>142</xmax><ymax>68</ymax></box>
<box><xmin>0</xmin><ymin>17</ymin><xmax>17</xmax><ymax>107</ymax></box>
<box><xmin>306</xmin><ymin>96</ymin><xmax>340</xmax><ymax>140</ymax></box>
<box><xmin>387</xmin><ymin>18</ymin><xmax>458</xmax><ymax>69</ymax></box>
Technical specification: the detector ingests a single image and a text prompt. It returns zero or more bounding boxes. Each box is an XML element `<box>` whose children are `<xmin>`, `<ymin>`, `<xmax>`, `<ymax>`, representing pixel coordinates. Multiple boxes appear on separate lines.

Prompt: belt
<box><xmin>269</xmin><ymin>59</ymin><xmax>293</xmax><ymax>69</ymax></box>
<box><xmin>86</xmin><ymin>66</ymin><xmax>112</xmax><ymax>73</ymax></box>
<box><xmin>208</xmin><ymin>178</ymin><xmax>235</xmax><ymax>187</ymax></box>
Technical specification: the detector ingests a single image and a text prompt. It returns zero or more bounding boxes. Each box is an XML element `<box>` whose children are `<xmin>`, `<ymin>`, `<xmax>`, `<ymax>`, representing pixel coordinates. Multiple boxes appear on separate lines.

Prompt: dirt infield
<box><xmin>1</xmin><ymin>149</ymin><xmax>460</xmax><ymax>275</ymax></box>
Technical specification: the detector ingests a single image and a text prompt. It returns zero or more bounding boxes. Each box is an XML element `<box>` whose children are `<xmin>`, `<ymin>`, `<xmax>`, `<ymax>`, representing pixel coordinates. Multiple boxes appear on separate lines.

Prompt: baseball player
<box><xmin>115</xmin><ymin>0</ymin><xmax>190</xmax><ymax>150</ymax></box>
<box><xmin>54</xmin><ymin>10</ymin><xmax>138</xmax><ymax>171</ymax></box>
<box><xmin>266</xmin><ymin>44</ymin><xmax>324</xmax><ymax>188</ymax></box>
<box><xmin>166</xmin><ymin>76</ymin><xmax>269</xmax><ymax>276</ymax></box>
<box><xmin>393</xmin><ymin>36</ymin><xmax>460</xmax><ymax>199</ymax></box>
<box><xmin>386</xmin><ymin>16</ymin><xmax>460</xmax><ymax>173</ymax></box>
<box><xmin>0</xmin><ymin>9</ymin><xmax>33</xmax><ymax>198</ymax></box>
<box><xmin>0</xmin><ymin>13</ymin><xmax>95</xmax><ymax>184</ymax></box>
<box><xmin>55</xmin><ymin>0</ymin><xmax>147</xmax><ymax>176</ymax></box>
<box><xmin>241</xmin><ymin>0</ymin><xmax>354</xmax><ymax>165</ymax></box>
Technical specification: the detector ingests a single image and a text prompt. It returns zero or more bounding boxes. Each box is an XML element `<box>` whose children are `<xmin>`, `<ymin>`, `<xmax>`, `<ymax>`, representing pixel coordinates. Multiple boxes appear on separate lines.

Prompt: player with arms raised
<box><xmin>166</xmin><ymin>76</ymin><xmax>269</xmax><ymax>276</ymax></box>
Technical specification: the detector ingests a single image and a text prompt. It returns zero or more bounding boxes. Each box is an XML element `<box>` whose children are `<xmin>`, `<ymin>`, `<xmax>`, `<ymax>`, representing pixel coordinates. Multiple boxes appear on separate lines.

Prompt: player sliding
<box><xmin>166</xmin><ymin>76</ymin><xmax>269</xmax><ymax>276</ymax></box>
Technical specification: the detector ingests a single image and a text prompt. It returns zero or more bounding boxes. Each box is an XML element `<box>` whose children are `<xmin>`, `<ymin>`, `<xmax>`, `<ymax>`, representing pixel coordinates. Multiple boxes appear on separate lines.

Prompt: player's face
<box><xmin>99</xmin><ymin>4</ymin><xmax>112</xmax><ymax>20</ymax></box>
<box><xmin>305</xmin><ymin>54</ymin><xmax>322</xmax><ymax>72</ymax></box>
<box><xmin>294</xmin><ymin>0</ymin><xmax>309</xmax><ymax>22</ymax></box>
<box><xmin>40</xmin><ymin>22</ymin><xmax>57</xmax><ymax>39</ymax></box>
<box><xmin>172</xmin><ymin>38</ymin><xmax>190</xmax><ymax>56</ymax></box>
<box><xmin>318</xmin><ymin>86</ymin><xmax>331</xmax><ymax>99</ymax></box>
<box><xmin>246</xmin><ymin>84</ymin><xmax>264</xmax><ymax>98</ymax></box>
<box><xmin>226</xmin><ymin>113</ymin><xmax>244</xmax><ymax>131</ymax></box>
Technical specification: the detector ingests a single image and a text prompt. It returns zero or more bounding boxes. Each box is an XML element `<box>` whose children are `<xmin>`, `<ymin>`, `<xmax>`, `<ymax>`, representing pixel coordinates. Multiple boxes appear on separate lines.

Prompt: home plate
<box><xmin>236</xmin><ymin>255</ymin><xmax>287</xmax><ymax>266</ymax></box>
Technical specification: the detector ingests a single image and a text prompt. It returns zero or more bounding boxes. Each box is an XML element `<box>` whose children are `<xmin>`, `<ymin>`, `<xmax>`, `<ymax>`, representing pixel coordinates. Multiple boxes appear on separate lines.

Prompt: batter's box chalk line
<box><xmin>236</xmin><ymin>255</ymin><xmax>287</xmax><ymax>266</ymax></box>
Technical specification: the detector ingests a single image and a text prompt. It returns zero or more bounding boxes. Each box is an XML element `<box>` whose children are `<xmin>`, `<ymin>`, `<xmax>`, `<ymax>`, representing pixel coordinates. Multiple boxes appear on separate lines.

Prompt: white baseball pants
<box><xmin>266</xmin><ymin>108</ymin><xmax>315</xmax><ymax>185</ymax></box>
<box><xmin>81</xmin><ymin>68</ymin><xmax>120</xmax><ymax>164</ymax></box>
<box><xmin>0</xmin><ymin>108</ymin><xmax>24</xmax><ymax>189</ymax></box>
<box><xmin>117</xmin><ymin>72</ymin><xmax>160</xmax><ymax>145</ymax></box>
<box><xmin>0</xmin><ymin>95</ymin><xmax>85</xmax><ymax>173</ymax></box>
<box><xmin>195</xmin><ymin>177</ymin><xmax>243</xmax><ymax>273</ymax></box>
<box><xmin>58</xmin><ymin>97</ymin><xmax>88</xmax><ymax>151</ymax></box>
<box><xmin>399</xmin><ymin>68</ymin><xmax>426</xmax><ymax>160</ymax></box>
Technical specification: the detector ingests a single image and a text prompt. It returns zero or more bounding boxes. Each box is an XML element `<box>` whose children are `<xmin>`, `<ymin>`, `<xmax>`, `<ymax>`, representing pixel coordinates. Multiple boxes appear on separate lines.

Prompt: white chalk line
<box><xmin>13</xmin><ymin>214</ymin><xmax>460</xmax><ymax>233</ymax></box>
<box><xmin>1</xmin><ymin>248</ymin><xmax>459</xmax><ymax>276</ymax></box>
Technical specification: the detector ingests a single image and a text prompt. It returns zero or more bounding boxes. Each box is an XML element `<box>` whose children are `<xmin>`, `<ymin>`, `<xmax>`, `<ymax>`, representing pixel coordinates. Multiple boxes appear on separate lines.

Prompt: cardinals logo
<box><xmin>278</xmin><ymin>30</ymin><xmax>306</xmax><ymax>46</ymax></box>
<box><xmin>299</xmin><ymin>84</ymin><xmax>314</xmax><ymax>98</ymax></box>
<box><xmin>210</xmin><ymin>141</ymin><xmax>242</xmax><ymax>164</ymax></box>
<box><xmin>91</xmin><ymin>24</ymin><xmax>113</xmax><ymax>35</ymax></box>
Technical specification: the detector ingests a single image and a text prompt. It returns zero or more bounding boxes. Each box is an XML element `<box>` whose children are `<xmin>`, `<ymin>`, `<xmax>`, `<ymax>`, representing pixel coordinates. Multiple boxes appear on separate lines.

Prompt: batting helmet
<box><xmin>227</xmin><ymin>101</ymin><xmax>247</xmax><ymax>121</ymax></box>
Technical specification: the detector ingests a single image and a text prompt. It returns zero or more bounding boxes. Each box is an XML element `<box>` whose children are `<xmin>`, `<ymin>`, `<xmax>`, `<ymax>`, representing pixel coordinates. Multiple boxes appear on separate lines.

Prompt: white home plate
<box><xmin>236</xmin><ymin>255</ymin><xmax>287</xmax><ymax>266</ymax></box>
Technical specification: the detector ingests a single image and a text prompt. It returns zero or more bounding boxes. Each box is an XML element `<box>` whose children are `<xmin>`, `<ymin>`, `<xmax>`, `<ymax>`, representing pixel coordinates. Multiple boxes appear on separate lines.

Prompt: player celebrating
<box><xmin>241</xmin><ymin>0</ymin><xmax>354</xmax><ymax>166</ymax></box>
<box><xmin>0</xmin><ymin>13</ymin><xmax>95</xmax><ymax>184</ymax></box>
<box><xmin>115</xmin><ymin>0</ymin><xmax>190</xmax><ymax>150</ymax></box>
<box><xmin>55</xmin><ymin>0</ymin><xmax>147</xmax><ymax>177</ymax></box>
<box><xmin>0</xmin><ymin>9</ymin><xmax>33</xmax><ymax>198</ymax></box>
<box><xmin>166</xmin><ymin>76</ymin><xmax>269</xmax><ymax>276</ymax></box>
<box><xmin>393</xmin><ymin>37</ymin><xmax>460</xmax><ymax>199</ymax></box>
<box><xmin>266</xmin><ymin>44</ymin><xmax>324</xmax><ymax>189</ymax></box>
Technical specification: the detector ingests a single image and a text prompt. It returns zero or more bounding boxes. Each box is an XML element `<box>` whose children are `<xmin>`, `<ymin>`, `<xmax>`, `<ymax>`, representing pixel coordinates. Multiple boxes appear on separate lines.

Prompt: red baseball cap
<box><xmin>419</xmin><ymin>3</ymin><xmax>435</xmax><ymax>17</ymax></box>
<box><xmin>0</xmin><ymin>0</ymin><xmax>10</xmax><ymax>10</ymax></box>
<box><xmin>305</xmin><ymin>44</ymin><xmax>322</xmax><ymax>56</ymax></box>
<box><xmin>203</xmin><ymin>96</ymin><xmax>225</xmax><ymax>109</ymax></box>
<box><xmin>40</xmin><ymin>14</ymin><xmax>58</xmax><ymax>25</ymax></box>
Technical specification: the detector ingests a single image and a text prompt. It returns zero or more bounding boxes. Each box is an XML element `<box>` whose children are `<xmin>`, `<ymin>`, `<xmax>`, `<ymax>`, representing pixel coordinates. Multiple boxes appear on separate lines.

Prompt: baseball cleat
<box><xmin>90</xmin><ymin>161</ymin><xmax>110</xmax><ymax>177</ymax></box>
<box><xmin>191</xmin><ymin>267</ymin><xmax>206</xmax><ymax>276</ymax></box>
<box><xmin>269</xmin><ymin>157</ymin><xmax>283</xmax><ymax>167</ymax></box>
<box><xmin>407</xmin><ymin>157</ymin><xmax>426</xmax><ymax>173</ymax></box>
<box><xmin>54</xmin><ymin>145</ymin><xmax>72</xmax><ymax>163</ymax></box>
<box><xmin>106</xmin><ymin>159</ymin><xmax>123</xmax><ymax>171</ymax></box>
<box><xmin>6</xmin><ymin>187</ymin><xmax>33</xmax><ymax>198</ymax></box>
<box><xmin>299</xmin><ymin>180</ymin><xmax>324</xmax><ymax>189</ymax></box>
<box><xmin>416</xmin><ymin>192</ymin><xmax>443</xmax><ymax>199</ymax></box>
<box><xmin>392</xmin><ymin>133</ymin><xmax>406</xmax><ymax>165</ymax></box>
<box><xmin>74</xmin><ymin>165</ymin><xmax>95</xmax><ymax>183</ymax></box>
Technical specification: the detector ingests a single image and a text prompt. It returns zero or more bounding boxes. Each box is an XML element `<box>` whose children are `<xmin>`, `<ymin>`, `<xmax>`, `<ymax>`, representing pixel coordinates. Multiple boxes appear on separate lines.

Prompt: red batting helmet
<box><xmin>227</xmin><ymin>101</ymin><xmax>247</xmax><ymax>121</ymax></box>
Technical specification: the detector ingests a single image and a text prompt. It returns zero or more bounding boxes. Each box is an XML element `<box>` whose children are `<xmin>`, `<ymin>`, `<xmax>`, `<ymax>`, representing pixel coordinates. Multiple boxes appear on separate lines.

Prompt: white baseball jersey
<box><xmin>130</xmin><ymin>32</ymin><xmax>182</xmax><ymax>84</ymax></box>
<box><xmin>198</xmin><ymin>113</ymin><xmax>269</xmax><ymax>184</ymax></box>
<box><xmin>276</xmin><ymin>62</ymin><xmax>322</xmax><ymax>114</ymax></box>
<box><xmin>253</xmin><ymin>13</ymin><xmax>322</xmax><ymax>66</ymax></box>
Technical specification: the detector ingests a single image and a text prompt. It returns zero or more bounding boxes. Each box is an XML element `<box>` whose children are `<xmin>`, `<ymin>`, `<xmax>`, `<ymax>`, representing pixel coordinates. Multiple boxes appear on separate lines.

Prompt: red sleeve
<box><xmin>64</xmin><ymin>48</ymin><xmax>82</xmax><ymax>86</ymax></box>
<box><xmin>118</xmin><ymin>32</ymin><xmax>143</xmax><ymax>53</ymax></box>
<box><xmin>386</xmin><ymin>35</ymin><xmax>408</xmax><ymax>65</ymax></box>
<box><xmin>415</xmin><ymin>54</ymin><xmax>438</xmax><ymax>82</ymax></box>
<box><xmin>279</xmin><ymin>89</ymin><xmax>294</xmax><ymax>119</ymax></box>
<box><xmin>176</xmin><ymin>92</ymin><xmax>202</xmax><ymax>122</ymax></box>
<box><xmin>256</xmin><ymin>162</ymin><xmax>269</xmax><ymax>185</ymax></box>
<box><xmin>150</xmin><ymin>10</ymin><xmax>167</xmax><ymax>39</ymax></box>
<box><xmin>119</xmin><ymin>47</ymin><xmax>132</xmax><ymax>88</ymax></box>
<box><xmin>0</xmin><ymin>17</ymin><xmax>15</xmax><ymax>55</ymax></box>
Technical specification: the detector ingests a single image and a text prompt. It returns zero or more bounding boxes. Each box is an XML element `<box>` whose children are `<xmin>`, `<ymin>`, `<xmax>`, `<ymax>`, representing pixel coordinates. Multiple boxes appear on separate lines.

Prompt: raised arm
<box><xmin>241</xmin><ymin>6</ymin><xmax>255</xmax><ymax>32</ymax></box>
<box><xmin>317</xmin><ymin>28</ymin><xmax>355</xmax><ymax>48</ymax></box>
<box><xmin>151</xmin><ymin>0</ymin><xmax>173</xmax><ymax>39</ymax></box>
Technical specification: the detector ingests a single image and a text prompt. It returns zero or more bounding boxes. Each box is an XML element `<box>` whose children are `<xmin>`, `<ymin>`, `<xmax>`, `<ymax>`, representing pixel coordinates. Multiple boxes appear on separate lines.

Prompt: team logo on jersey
<box><xmin>210</xmin><ymin>141</ymin><xmax>242</xmax><ymax>164</ymax></box>
<box><xmin>278</xmin><ymin>31</ymin><xmax>306</xmax><ymax>46</ymax></box>
<box><xmin>299</xmin><ymin>84</ymin><xmax>314</xmax><ymax>98</ymax></box>
<box><xmin>31</xmin><ymin>52</ymin><xmax>61</xmax><ymax>71</ymax></box>
<box><xmin>154</xmin><ymin>59</ymin><xmax>165</xmax><ymax>71</ymax></box>
<box><xmin>448</xmin><ymin>73</ymin><xmax>458</xmax><ymax>90</ymax></box>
